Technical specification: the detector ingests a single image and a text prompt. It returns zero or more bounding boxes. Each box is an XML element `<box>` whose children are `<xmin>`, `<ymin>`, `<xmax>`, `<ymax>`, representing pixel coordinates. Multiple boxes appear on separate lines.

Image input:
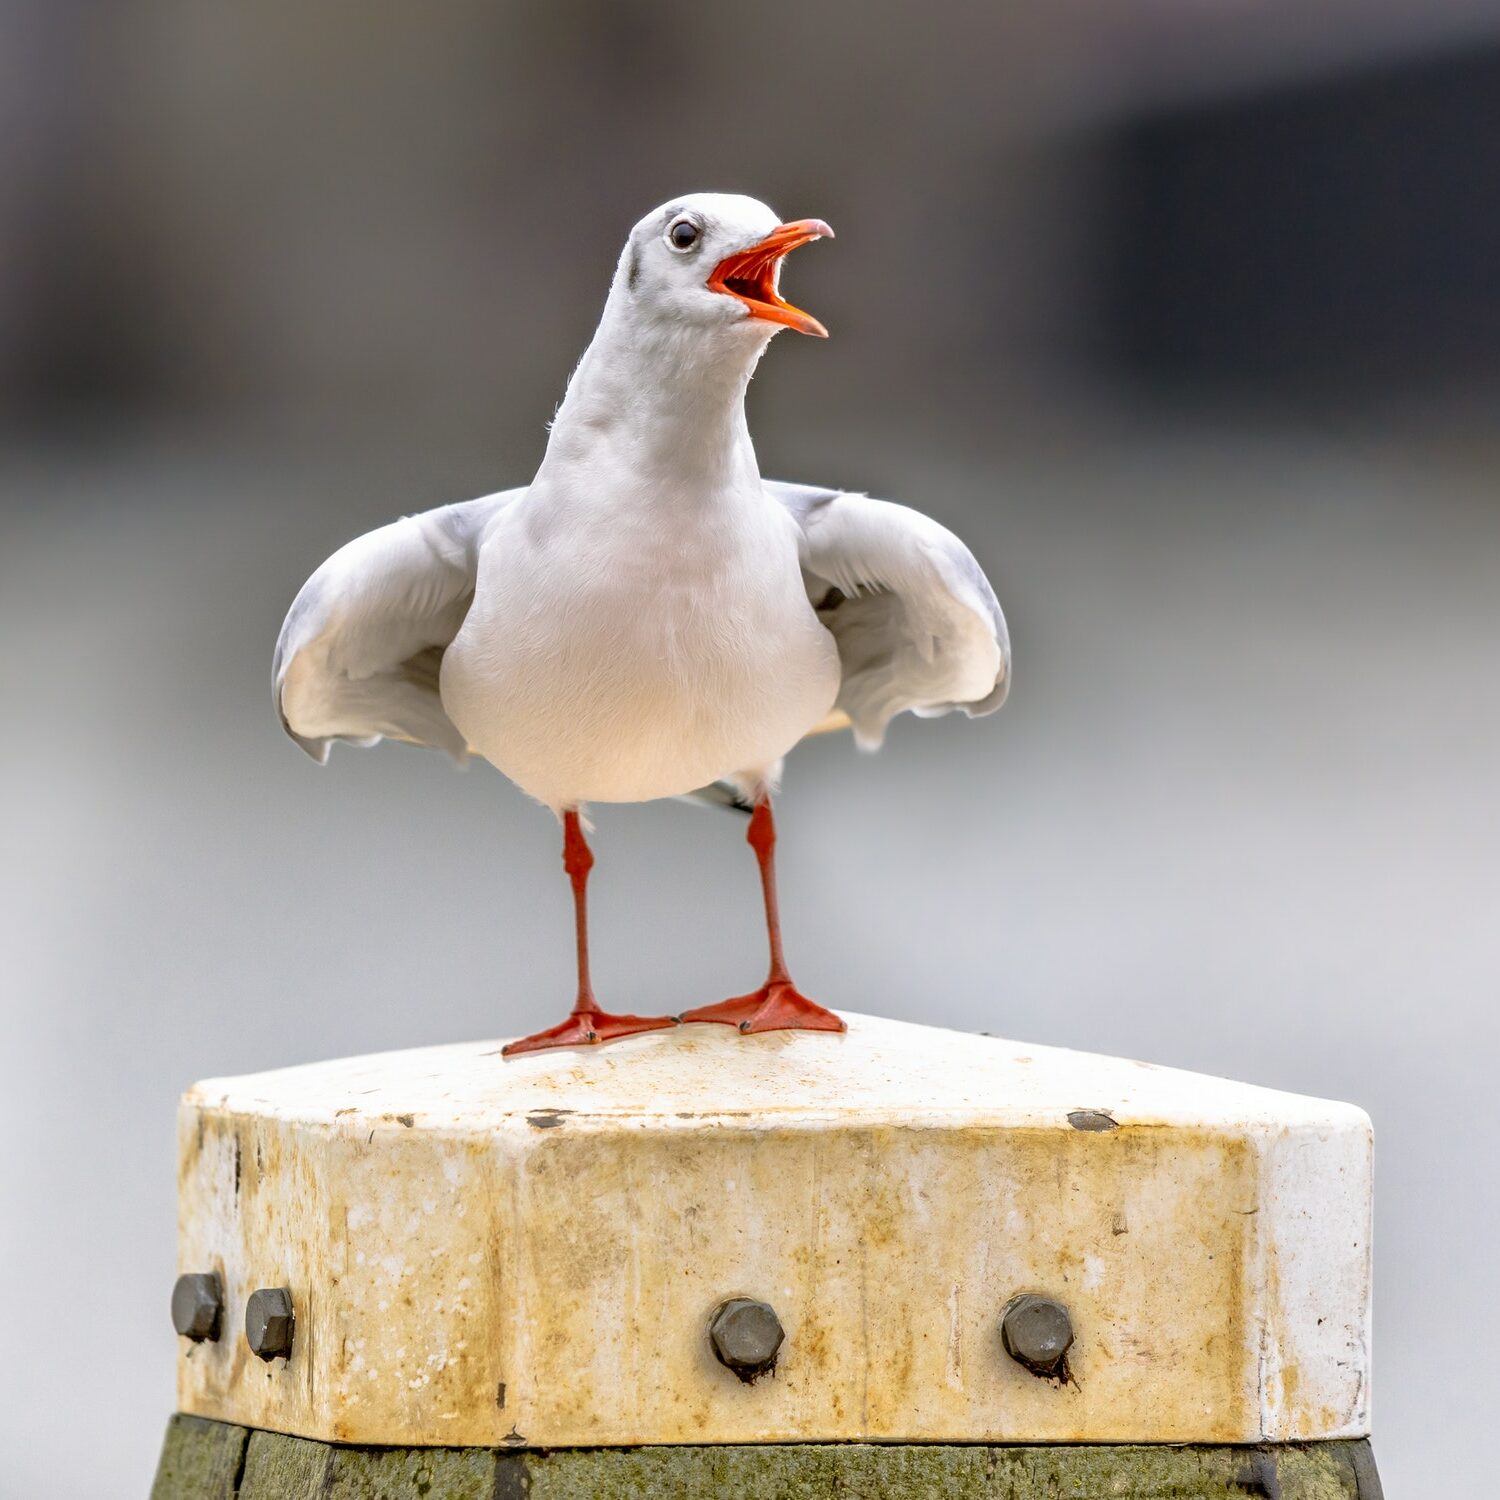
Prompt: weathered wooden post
<box><xmin>152</xmin><ymin>1013</ymin><xmax>1382</xmax><ymax>1498</ymax></box>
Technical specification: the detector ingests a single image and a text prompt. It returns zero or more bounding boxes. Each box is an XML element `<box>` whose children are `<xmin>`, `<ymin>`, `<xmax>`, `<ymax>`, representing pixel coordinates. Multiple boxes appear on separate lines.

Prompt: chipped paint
<box><xmin>175</xmin><ymin>1012</ymin><xmax>1372</xmax><ymax>1448</ymax></box>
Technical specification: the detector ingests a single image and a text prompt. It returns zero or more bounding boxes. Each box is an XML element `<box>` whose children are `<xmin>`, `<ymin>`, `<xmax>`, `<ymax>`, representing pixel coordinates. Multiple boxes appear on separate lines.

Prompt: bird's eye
<box><xmin>667</xmin><ymin>218</ymin><xmax>700</xmax><ymax>251</ymax></box>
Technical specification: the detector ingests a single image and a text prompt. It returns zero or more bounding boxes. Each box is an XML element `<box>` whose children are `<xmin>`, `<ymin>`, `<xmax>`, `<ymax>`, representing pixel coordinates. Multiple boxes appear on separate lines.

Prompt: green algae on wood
<box><xmin>152</xmin><ymin>1418</ymin><xmax>1383</xmax><ymax>1499</ymax></box>
<box><xmin>148</xmin><ymin>1414</ymin><xmax>248</xmax><ymax>1500</ymax></box>
<box><xmin>238</xmin><ymin>1429</ymin><xmax>506</xmax><ymax>1500</ymax></box>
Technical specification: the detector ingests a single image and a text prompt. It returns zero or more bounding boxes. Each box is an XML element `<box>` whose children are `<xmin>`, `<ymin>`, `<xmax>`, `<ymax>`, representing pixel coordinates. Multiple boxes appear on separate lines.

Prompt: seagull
<box><xmin>275</xmin><ymin>193</ymin><xmax>1009</xmax><ymax>1057</ymax></box>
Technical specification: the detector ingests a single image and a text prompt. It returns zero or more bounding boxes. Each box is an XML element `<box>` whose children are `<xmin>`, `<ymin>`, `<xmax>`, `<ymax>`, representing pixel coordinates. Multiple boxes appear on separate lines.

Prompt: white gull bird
<box><xmin>275</xmin><ymin>193</ymin><xmax>1009</xmax><ymax>1055</ymax></box>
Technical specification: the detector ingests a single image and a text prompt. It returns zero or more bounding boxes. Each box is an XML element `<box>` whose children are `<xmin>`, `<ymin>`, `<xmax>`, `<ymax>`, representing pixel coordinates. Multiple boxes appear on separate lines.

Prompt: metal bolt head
<box><xmin>709</xmin><ymin>1298</ymin><xmax>784</xmax><ymax>1383</ymax></box>
<box><xmin>245</xmin><ymin>1287</ymin><xmax>295</xmax><ymax>1361</ymax></box>
<box><xmin>1001</xmin><ymin>1293</ymin><xmax>1074</xmax><ymax>1378</ymax></box>
<box><xmin>171</xmin><ymin>1272</ymin><xmax>222</xmax><ymax>1342</ymax></box>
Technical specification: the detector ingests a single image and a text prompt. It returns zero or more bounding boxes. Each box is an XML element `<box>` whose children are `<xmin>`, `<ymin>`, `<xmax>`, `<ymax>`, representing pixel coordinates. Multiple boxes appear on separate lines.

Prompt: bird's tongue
<box><xmin>707</xmin><ymin>219</ymin><xmax>834</xmax><ymax>338</ymax></box>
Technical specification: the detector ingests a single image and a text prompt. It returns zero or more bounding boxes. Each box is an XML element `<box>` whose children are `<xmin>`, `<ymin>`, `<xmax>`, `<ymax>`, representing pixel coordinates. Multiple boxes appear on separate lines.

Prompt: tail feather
<box><xmin>677</xmin><ymin>780</ymin><xmax>755</xmax><ymax>816</ymax></box>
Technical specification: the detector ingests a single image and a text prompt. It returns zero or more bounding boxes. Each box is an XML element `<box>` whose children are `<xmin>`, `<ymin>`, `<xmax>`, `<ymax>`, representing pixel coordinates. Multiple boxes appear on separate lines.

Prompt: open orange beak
<box><xmin>707</xmin><ymin>219</ymin><xmax>834</xmax><ymax>337</ymax></box>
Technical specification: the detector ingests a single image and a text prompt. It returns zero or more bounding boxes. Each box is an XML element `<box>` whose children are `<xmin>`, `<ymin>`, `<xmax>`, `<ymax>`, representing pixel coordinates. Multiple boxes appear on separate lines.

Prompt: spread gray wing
<box><xmin>273</xmin><ymin>490</ymin><xmax>522</xmax><ymax>763</ymax></box>
<box><xmin>769</xmin><ymin>480</ymin><xmax>1010</xmax><ymax>749</ymax></box>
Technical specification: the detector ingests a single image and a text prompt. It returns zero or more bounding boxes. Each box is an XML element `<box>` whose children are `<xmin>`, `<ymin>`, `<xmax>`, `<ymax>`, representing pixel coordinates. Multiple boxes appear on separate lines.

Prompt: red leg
<box><xmin>680</xmin><ymin>796</ymin><xmax>845</xmax><ymax>1035</ymax></box>
<box><xmin>502</xmin><ymin>811</ymin><xmax>678</xmax><ymax>1057</ymax></box>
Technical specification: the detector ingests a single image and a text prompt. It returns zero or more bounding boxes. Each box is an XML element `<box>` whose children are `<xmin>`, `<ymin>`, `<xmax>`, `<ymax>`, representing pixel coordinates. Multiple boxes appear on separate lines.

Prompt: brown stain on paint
<box><xmin>172</xmin><ymin>1093</ymin><xmax>1345</xmax><ymax>1450</ymax></box>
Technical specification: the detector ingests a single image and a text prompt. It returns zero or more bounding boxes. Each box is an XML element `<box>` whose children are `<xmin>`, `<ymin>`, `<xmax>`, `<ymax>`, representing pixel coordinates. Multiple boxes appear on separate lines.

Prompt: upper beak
<box><xmin>707</xmin><ymin>218</ymin><xmax>834</xmax><ymax>337</ymax></box>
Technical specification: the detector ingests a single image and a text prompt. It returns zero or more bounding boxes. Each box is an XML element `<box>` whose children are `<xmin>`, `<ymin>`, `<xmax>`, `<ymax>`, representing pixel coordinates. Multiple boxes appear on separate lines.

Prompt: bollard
<box><xmin>153</xmin><ymin>1012</ymin><xmax>1382</xmax><ymax>1498</ymax></box>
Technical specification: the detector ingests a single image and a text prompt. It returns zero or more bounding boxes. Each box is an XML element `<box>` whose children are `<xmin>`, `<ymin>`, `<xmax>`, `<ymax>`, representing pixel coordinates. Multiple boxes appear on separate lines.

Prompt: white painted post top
<box><xmin>175</xmin><ymin>1012</ymin><xmax>1372</xmax><ymax>1449</ymax></box>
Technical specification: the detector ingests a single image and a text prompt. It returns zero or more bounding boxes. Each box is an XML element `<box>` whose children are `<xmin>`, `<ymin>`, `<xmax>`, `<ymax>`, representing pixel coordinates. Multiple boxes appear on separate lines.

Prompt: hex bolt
<box><xmin>245</xmin><ymin>1287</ymin><xmax>295</xmax><ymax>1361</ymax></box>
<box><xmin>171</xmin><ymin>1272</ymin><xmax>223</xmax><ymax>1342</ymax></box>
<box><xmin>709</xmin><ymin>1298</ymin><xmax>785</xmax><ymax>1383</ymax></box>
<box><xmin>1000</xmin><ymin>1293</ymin><xmax>1074</xmax><ymax>1379</ymax></box>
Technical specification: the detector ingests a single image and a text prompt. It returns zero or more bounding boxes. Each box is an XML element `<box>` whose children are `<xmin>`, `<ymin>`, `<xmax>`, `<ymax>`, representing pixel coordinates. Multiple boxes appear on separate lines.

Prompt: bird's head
<box><xmin>615</xmin><ymin>193</ymin><xmax>834</xmax><ymax>343</ymax></box>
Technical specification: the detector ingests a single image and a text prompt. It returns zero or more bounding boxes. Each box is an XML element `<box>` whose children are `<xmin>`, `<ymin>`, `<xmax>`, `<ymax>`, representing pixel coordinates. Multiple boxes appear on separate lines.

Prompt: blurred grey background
<box><xmin>3</xmin><ymin>1</ymin><xmax>1498</xmax><ymax>1492</ymax></box>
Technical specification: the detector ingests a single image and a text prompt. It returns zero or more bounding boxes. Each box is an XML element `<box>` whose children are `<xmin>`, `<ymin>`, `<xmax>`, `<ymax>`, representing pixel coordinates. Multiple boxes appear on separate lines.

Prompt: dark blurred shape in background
<box><xmin>4</xmin><ymin>0</ymin><xmax>1499</xmax><ymax>429</ymax></box>
<box><xmin>1100</xmin><ymin>44</ymin><xmax>1500</xmax><ymax>391</ymax></box>
<box><xmin>2</xmin><ymin>3</ymin><xmax>1497</xmax><ymax>1495</ymax></box>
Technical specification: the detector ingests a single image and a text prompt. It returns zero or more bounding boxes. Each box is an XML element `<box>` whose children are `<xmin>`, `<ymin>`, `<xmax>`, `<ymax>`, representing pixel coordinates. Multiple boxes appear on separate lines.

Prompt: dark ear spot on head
<box><xmin>626</xmin><ymin>244</ymin><xmax>640</xmax><ymax>293</ymax></box>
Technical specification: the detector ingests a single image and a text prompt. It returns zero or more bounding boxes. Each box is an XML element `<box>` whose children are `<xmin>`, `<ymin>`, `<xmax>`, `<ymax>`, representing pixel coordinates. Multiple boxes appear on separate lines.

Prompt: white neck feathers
<box><xmin>539</xmin><ymin>273</ymin><xmax>772</xmax><ymax>496</ymax></box>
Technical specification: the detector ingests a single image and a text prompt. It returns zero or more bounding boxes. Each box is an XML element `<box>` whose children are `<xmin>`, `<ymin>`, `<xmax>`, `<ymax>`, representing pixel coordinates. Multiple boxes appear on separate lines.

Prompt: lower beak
<box><xmin>707</xmin><ymin>219</ymin><xmax>834</xmax><ymax>337</ymax></box>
